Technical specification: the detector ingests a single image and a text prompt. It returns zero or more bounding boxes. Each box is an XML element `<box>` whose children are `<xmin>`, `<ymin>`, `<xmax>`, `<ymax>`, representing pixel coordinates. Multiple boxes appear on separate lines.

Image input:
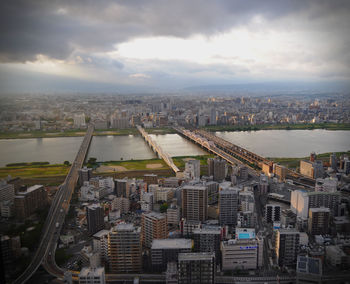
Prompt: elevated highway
<box><xmin>174</xmin><ymin>126</ymin><xmax>259</xmax><ymax>177</ymax></box>
<box><xmin>137</xmin><ymin>125</ymin><xmax>180</xmax><ymax>173</ymax></box>
<box><xmin>175</xmin><ymin>127</ymin><xmax>315</xmax><ymax>186</ymax></box>
<box><xmin>14</xmin><ymin>125</ymin><xmax>94</xmax><ymax>283</ymax></box>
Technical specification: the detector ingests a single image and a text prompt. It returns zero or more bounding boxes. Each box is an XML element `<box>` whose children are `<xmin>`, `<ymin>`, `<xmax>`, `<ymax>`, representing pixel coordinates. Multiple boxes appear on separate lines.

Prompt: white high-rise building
<box><xmin>184</xmin><ymin>159</ymin><xmax>201</xmax><ymax>180</ymax></box>
<box><xmin>290</xmin><ymin>190</ymin><xmax>309</xmax><ymax>220</ymax></box>
<box><xmin>74</xmin><ymin>113</ymin><xmax>86</xmax><ymax>128</ymax></box>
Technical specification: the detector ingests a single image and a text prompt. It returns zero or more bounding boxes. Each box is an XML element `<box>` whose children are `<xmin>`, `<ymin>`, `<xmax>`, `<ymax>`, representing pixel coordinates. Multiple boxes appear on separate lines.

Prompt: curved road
<box><xmin>14</xmin><ymin>125</ymin><xmax>94</xmax><ymax>284</ymax></box>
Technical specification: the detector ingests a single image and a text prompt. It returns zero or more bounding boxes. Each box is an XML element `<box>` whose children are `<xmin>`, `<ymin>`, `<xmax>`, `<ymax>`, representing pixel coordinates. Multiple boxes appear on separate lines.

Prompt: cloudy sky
<box><xmin>1</xmin><ymin>0</ymin><xmax>350</xmax><ymax>93</ymax></box>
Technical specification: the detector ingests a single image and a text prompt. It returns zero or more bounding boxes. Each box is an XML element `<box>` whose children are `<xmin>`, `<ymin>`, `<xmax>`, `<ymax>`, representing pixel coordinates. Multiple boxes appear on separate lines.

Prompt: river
<box><xmin>0</xmin><ymin>130</ymin><xmax>348</xmax><ymax>167</ymax></box>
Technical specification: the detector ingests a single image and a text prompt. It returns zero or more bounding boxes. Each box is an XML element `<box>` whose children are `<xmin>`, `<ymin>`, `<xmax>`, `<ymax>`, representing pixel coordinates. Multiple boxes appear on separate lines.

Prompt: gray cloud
<box><xmin>1</xmin><ymin>0</ymin><xmax>349</xmax><ymax>63</ymax></box>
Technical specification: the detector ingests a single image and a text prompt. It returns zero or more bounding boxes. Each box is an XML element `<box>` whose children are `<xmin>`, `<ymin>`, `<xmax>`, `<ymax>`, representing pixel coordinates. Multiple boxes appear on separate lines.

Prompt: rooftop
<box><xmin>178</xmin><ymin>252</ymin><xmax>215</xmax><ymax>261</ymax></box>
<box><xmin>151</xmin><ymin>238</ymin><xmax>192</xmax><ymax>250</ymax></box>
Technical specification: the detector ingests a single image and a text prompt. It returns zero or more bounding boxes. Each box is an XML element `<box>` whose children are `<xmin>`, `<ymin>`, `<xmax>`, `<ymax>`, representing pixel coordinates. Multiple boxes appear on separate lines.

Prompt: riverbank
<box><xmin>1</xmin><ymin>123</ymin><xmax>349</xmax><ymax>139</ymax></box>
<box><xmin>0</xmin><ymin>127</ymin><xmax>176</xmax><ymax>139</ymax></box>
<box><xmin>271</xmin><ymin>151</ymin><xmax>350</xmax><ymax>169</ymax></box>
<box><xmin>203</xmin><ymin>122</ymin><xmax>350</xmax><ymax>132</ymax></box>
<box><xmin>0</xmin><ymin>155</ymin><xmax>213</xmax><ymax>183</ymax></box>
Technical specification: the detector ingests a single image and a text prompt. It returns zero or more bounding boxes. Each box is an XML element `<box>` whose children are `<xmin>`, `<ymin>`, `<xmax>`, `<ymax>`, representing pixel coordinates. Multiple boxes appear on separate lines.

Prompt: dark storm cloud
<box><xmin>1</xmin><ymin>0</ymin><xmax>350</xmax><ymax>63</ymax></box>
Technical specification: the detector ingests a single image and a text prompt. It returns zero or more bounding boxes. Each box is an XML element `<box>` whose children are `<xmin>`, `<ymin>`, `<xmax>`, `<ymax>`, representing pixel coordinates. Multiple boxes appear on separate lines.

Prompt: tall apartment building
<box><xmin>141</xmin><ymin>192</ymin><xmax>154</xmax><ymax>212</ymax></box>
<box><xmin>308</xmin><ymin>207</ymin><xmax>330</xmax><ymax>236</ymax></box>
<box><xmin>239</xmin><ymin>166</ymin><xmax>249</xmax><ymax>181</ymax></box>
<box><xmin>193</xmin><ymin>228</ymin><xmax>221</xmax><ymax>263</ymax></box>
<box><xmin>239</xmin><ymin>190</ymin><xmax>255</xmax><ymax>212</ymax></box>
<box><xmin>300</xmin><ymin>160</ymin><xmax>324</xmax><ymax>179</ymax></box>
<box><xmin>167</xmin><ymin>205</ymin><xmax>180</xmax><ymax>226</ymax></box>
<box><xmin>315</xmin><ymin>178</ymin><xmax>337</xmax><ymax>192</ymax></box>
<box><xmin>258</xmin><ymin>174</ymin><xmax>269</xmax><ymax>195</ymax></box>
<box><xmin>112</xmin><ymin>197</ymin><xmax>130</xmax><ymax>214</ymax></box>
<box><xmin>0</xmin><ymin>181</ymin><xmax>15</xmax><ymax>203</ymax></box>
<box><xmin>14</xmin><ymin>185</ymin><xmax>47</xmax><ymax>219</ymax></box>
<box><xmin>291</xmin><ymin>190</ymin><xmax>341</xmax><ymax>219</ymax></box>
<box><xmin>208</xmin><ymin>158</ymin><xmax>227</xmax><ymax>182</ymax></box>
<box><xmin>219</xmin><ymin>187</ymin><xmax>239</xmax><ymax>226</ymax></box>
<box><xmin>265</xmin><ymin>204</ymin><xmax>281</xmax><ymax>223</ymax></box>
<box><xmin>108</xmin><ymin>224</ymin><xmax>142</xmax><ymax>273</ymax></box>
<box><xmin>92</xmin><ymin>230</ymin><xmax>110</xmax><ymax>266</ymax></box>
<box><xmin>151</xmin><ymin>239</ymin><xmax>192</xmax><ymax>272</ymax></box>
<box><xmin>274</xmin><ymin>164</ymin><xmax>287</xmax><ymax>182</ymax></box>
<box><xmin>178</xmin><ymin>252</ymin><xmax>215</xmax><ymax>284</ymax></box>
<box><xmin>182</xmin><ymin>185</ymin><xmax>208</xmax><ymax>222</ymax></box>
<box><xmin>184</xmin><ymin>159</ymin><xmax>201</xmax><ymax>180</ymax></box>
<box><xmin>87</xmin><ymin>204</ymin><xmax>105</xmax><ymax>235</ymax></box>
<box><xmin>114</xmin><ymin>179</ymin><xmax>129</xmax><ymax>197</ymax></box>
<box><xmin>144</xmin><ymin>174</ymin><xmax>158</xmax><ymax>187</ymax></box>
<box><xmin>78</xmin><ymin>167</ymin><xmax>92</xmax><ymax>186</ymax></box>
<box><xmin>330</xmin><ymin>153</ymin><xmax>337</xmax><ymax>171</ymax></box>
<box><xmin>275</xmin><ymin>229</ymin><xmax>300</xmax><ymax>267</ymax></box>
<box><xmin>141</xmin><ymin>211</ymin><xmax>168</xmax><ymax>248</ymax></box>
<box><xmin>74</xmin><ymin>113</ymin><xmax>86</xmax><ymax>129</ymax></box>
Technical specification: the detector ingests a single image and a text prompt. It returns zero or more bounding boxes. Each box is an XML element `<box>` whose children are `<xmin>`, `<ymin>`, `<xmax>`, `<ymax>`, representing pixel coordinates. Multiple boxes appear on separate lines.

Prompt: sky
<box><xmin>1</xmin><ymin>0</ymin><xmax>350</xmax><ymax>94</ymax></box>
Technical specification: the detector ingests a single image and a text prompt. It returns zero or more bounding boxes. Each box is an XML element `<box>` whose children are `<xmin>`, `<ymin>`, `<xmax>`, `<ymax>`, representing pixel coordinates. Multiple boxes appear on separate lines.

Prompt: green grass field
<box><xmin>0</xmin><ymin>164</ymin><xmax>69</xmax><ymax>179</ymax></box>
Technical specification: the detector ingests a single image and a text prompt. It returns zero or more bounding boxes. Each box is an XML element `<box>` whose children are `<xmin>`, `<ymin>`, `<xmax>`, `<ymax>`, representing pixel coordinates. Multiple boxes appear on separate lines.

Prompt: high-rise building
<box><xmin>78</xmin><ymin>267</ymin><xmax>105</xmax><ymax>284</ymax></box>
<box><xmin>108</xmin><ymin>223</ymin><xmax>142</xmax><ymax>273</ymax></box>
<box><xmin>193</xmin><ymin>228</ymin><xmax>221</xmax><ymax>263</ymax></box>
<box><xmin>167</xmin><ymin>205</ymin><xmax>180</xmax><ymax>226</ymax></box>
<box><xmin>14</xmin><ymin>185</ymin><xmax>47</xmax><ymax>219</ymax></box>
<box><xmin>258</xmin><ymin>174</ymin><xmax>269</xmax><ymax>195</ymax></box>
<box><xmin>87</xmin><ymin>204</ymin><xmax>105</xmax><ymax>235</ymax></box>
<box><xmin>291</xmin><ymin>190</ymin><xmax>340</xmax><ymax>219</ymax></box>
<box><xmin>308</xmin><ymin>207</ymin><xmax>330</xmax><ymax>236</ymax></box>
<box><xmin>330</xmin><ymin>153</ymin><xmax>337</xmax><ymax>171</ymax></box>
<box><xmin>208</xmin><ymin>158</ymin><xmax>227</xmax><ymax>182</ymax></box>
<box><xmin>151</xmin><ymin>239</ymin><xmax>192</xmax><ymax>272</ymax></box>
<box><xmin>184</xmin><ymin>159</ymin><xmax>200</xmax><ymax>180</ymax></box>
<box><xmin>210</xmin><ymin>108</ymin><xmax>217</xmax><ymax>125</ymax></box>
<box><xmin>275</xmin><ymin>229</ymin><xmax>300</xmax><ymax>267</ymax></box>
<box><xmin>0</xmin><ymin>180</ymin><xmax>15</xmax><ymax>203</ymax></box>
<box><xmin>274</xmin><ymin>164</ymin><xmax>287</xmax><ymax>182</ymax></box>
<box><xmin>114</xmin><ymin>179</ymin><xmax>129</xmax><ymax>197</ymax></box>
<box><xmin>219</xmin><ymin>187</ymin><xmax>238</xmax><ymax>226</ymax></box>
<box><xmin>178</xmin><ymin>252</ymin><xmax>215</xmax><ymax>284</ymax></box>
<box><xmin>239</xmin><ymin>190</ymin><xmax>255</xmax><ymax>212</ymax></box>
<box><xmin>78</xmin><ymin>167</ymin><xmax>92</xmax><ymax>186</ymax></box>
<box><xmin>142</xmin><ymin>211</ymin><xmax>168</xmax><ymax>248</ymax></box>
<box><xmin>112</xmin><ymin>197</ymin><xmax>130</xmax><ymax>214</ymax></box>
<box><xmin>300</xmin><ymin>160</ymin><xmax>324</xmax><ymax>179</ymax></box>
<box><xmin>74</xmin><ymin>113</ymin><xmax>86</xmax><ymax>129</ymax></box>
<box><xmin>144</xmin><ymin>174</ymin><xmax>158</xmax><ymax>187</ymax></box>
<box><xmin>239</xmin><ymin>166</ymin><xmax>248</xmax><ymax>181</ymax></box>
<box><xmin>265</xmin><ymin>204</ymin><xmax>281</xmax><ymax>223</ymax></box>
<box><xmin>92</xmin><ymin>230</ymin><xmax>110</xmax><ymax>266</ymax></box>
<box><xmin>182</xmin><ymin>185</ymin><xmax>208</xmax><ymax>222</ymax></box>
<box><xmin>315</xmin><ymin>178</ymin><xmax>337</xmax><ymax>192</ymax></box>
<box><xmin>141</xmin><ymin>192</ymin><xmax>154</xmax><ymax>212</ymax></box>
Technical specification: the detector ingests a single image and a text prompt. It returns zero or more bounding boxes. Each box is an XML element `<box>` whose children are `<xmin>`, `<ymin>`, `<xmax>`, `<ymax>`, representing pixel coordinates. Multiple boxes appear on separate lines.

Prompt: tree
<box><xmin>63</xmin><ymin>160</ymin><xmax>70</xmax><ymax>166</ymax></box>
<box><xmin>160</xmin><ymin>203</ymin><xmax>168</xmax><ymax>213</ymax></box>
